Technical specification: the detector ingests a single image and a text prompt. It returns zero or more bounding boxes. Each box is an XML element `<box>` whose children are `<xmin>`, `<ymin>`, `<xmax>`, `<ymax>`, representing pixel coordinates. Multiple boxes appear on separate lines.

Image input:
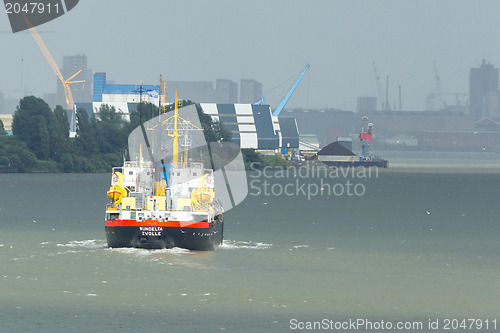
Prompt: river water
<box><xmin>1</xmin><ymin>154</ymin><xmax>499</xmax><ymax>332</ymax></box>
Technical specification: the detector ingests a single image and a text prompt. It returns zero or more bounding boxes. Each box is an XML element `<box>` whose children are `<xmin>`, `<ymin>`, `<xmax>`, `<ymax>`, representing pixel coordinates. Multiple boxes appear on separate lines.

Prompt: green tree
<box><xmin>201</xmin><ymin>112</ymin><xmax>232</xmax><ymax>143</ymax></box>
<box><xmin>97</xmin><ymin>103</ymin><xmax>125</xmax><ymax>123</ymax></box>
<box><xmin>95</xmin><ymin>104</ymin><xmax>128</xmax><ymax>154</ymax></box>
<box><xmin>3</xmin><ymin>96</ymin><xmax>236</xmax><ymax>173</ymax></box>
<box><xmin>0</xmin><ymin>136</ymin><xmax>38</xmax><ymax>171</ymax></box>
<box><xmin>241</xmin><ymin>148</ymin><xmax>263</xmax><ymax>169</ymax></box>
<box><xmin>128</xmin><ymin>102</ymin><xmax>159</xmax><ymax>132</ymax></box>
<box><xmin>60</xmin><ymin>153</ymin><xmax>74</xmax><ymax>172</ymax></box>
<box><xmin>51</xmin><ymin>105</ymin><xmax>71</xmax><ymax>160</ymax></box>
<box><xmin>138</xmin><ymin>101</ymin><xmax>159</xmax><ymax>122</ymax></box>
<box><xmin>12</xmin><ymin>96</ymin><xmax>54</xmax><ymax>159</ymax></box>
<box><xmin>75</xmin><ymin>108</ymin><xmax>96</xmax><ymax>156</ymax></box>
<box><xmin>0</xmin><ymin>119</ymin><xmax>7</xmax><ymax>135</ymax></box>
<box><xmin>35</xmin><ymin>115</ymin><xmax>51</xmax><ymax>159</ymax></box>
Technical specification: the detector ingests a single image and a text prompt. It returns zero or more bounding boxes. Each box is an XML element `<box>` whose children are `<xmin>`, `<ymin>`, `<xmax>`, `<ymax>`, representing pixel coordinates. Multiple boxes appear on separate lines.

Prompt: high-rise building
<box><xmin>63</xmin><ymin>54</ymin><xmax>92</xmax><ymax>103</ymax></box>
<box><xmin>240</xmin><ymin>79</ymin><xmax>262</xmax><ymax>104</ymax></box>
<box><xmin>216</xmin><ymin>79</ymin><xmax>238</xmax><ymax>104</ymax></box>
<box><xmin>49</xmin><ymin>54</ymin><xmax>92</xmax><ymax>109</ymax></box>
<box><xmin>166</xmin><ymin>81</ymin><xmax>216</xmax><ymax>103</ymax></box>
<box><xmin>469</xmin><ymin>60</ymin><xmax>499</xmax><ymax>119</ymax></box>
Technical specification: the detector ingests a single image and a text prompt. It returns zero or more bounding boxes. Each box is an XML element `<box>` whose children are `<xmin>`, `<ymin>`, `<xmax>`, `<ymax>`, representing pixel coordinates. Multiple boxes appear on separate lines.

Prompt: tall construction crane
<box><xmin>372</xmin><ymin>62</ymin><xmax>385</xmax><ymax>111</ymax></box>
<box><xmin>433</xmin><ymin>60</ymin><xmax>444</xmax><ymax>111</ymax></box>
<box><xmin>23</xmin><ymin>15</ymin><xmax>84</xmax><ymax>111</ymax></box>
<box><xmin>272</xmin><ymin>64</ymin><xmax>310</xmax><ymax>117</ymax></box>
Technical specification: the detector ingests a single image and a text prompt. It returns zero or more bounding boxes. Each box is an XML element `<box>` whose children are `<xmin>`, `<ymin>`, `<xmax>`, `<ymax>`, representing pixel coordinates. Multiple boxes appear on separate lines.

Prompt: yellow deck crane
<box><xmin>23</xmin><ymin>15</ymin><xmax>84</xmax><ymax>111</ymax></box>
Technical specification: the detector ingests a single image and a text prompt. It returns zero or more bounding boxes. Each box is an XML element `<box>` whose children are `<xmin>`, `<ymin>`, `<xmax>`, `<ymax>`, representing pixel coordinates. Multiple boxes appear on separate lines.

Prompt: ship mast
<box><xmin>172</xmin><ymin>91</ymin><xmax>180</xmax><ymax>164</ymax></box>
<box><xmin>135</xmin><ymin>85</ymin><xmax>154</xmax><ymax>163</ymax></box>
<box><xmin>146</xmin><ymin>85</ymin><xmax>203</xmax><ymax>176</ymax></box>
<box><xmin>148</xmin><ymin>91</ymin><xmax>202</xmax><ymax>167</ymax></box>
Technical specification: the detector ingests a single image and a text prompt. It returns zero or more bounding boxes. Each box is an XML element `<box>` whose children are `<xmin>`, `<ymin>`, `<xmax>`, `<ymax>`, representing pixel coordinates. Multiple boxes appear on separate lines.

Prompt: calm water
<box><xmin>1</xmin><ymin>158</ymin><xmax>499</xmax><ymax>332</ymax></box>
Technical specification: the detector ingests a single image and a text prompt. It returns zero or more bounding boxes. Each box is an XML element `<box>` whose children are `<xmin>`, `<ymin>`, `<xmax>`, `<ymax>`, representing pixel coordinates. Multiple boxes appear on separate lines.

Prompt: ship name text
<box><xmin>140</xmin><ymin>226</ymin><xmax>163</xmax><ymax>236</ymax></box>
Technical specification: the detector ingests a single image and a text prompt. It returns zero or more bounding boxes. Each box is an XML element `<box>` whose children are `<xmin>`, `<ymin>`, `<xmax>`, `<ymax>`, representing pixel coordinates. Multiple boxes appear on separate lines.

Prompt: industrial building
<box><xmin>357</xmin><ymin>111</ymin><xmax>475</xmax><ymax>134</ymax></box>
<box><xmin>354</xmin><ymin>110</ymin><xmax>500</xmax><ymax>152</ymax></box>
<box><xmin>216</xmin><ymin>79</ymin><xmax>238</xmax><ymax>104</ymax></box>
<box><xmin>279</xmin><ymin>108</ymin><xmax>355</xmax><ymax>147</ymax></box>
<box><xmin>0</xmin><ymin>114</ymin><xmax>12</xmax><ymax>132</ymax></box>
<box><xmin>469</xmin><ymin>60</ymin><xmax>500</xmax><ymax>119</ymax></box>
<box><xmin>0</xmin><ymin>91</ymin><xmax>16</xmax><ymax>115</ymax></box>
<box><xmin>357</xmin><ymin>97</ymin><xmax>377</xmax><ymax>113</ymax></box>
<box><xmin>89</xmin><ymin>72</ymin><xmax>295</xmax><ymax>150</ymax></box>
<box><xmin>92</xmin><ymin>72</ymin><xmax>159</xmax><ymax>120</ymax></box>
<box><xmin>200</xmin><ymin>103</ymin><xmax>299</xmax><ymax>150</ymax></box>
<box><xmin>88</xmin><ymin>73</ymin><xmax>295</xmax><ymax>150</ymax></box>
<box><xmin>240</xmin><ymin>79</ymin><xmax>262</xmax><ymax>104</ymax></box>
<box><xmin>92</xmin><ymin>73</ymin><xmax>263</xmax><ymax>108</ymax></box>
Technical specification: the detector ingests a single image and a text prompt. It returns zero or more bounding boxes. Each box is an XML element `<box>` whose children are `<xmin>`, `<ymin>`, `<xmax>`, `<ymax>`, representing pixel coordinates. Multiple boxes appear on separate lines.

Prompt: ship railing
<box><xmin>112</xmin><ymin>167</ymin><xmax>123</xmax><ymax>174</ymax></box>
<box><xmin>170</xmin><ymin>161</ymin><xmax>204</xmax><ymax>169</ymax></box>
<box><xmin>106</xmin><ymin>202</ymin><xmax>119</xmax><ymax>211</ymax></box>
<box><xmin>122</xmin><ymin>160</ymin><xmax>154</xmax><ymax>168</ymax></box>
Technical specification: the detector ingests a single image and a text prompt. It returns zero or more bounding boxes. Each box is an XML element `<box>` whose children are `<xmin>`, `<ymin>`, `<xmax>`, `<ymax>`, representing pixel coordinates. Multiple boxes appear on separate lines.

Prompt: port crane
<box><xmin>23</xmin><ymin>15</ymin><xmax>84</xmax><ymax>111</ymax></box>
<box><xmin>272</xmin><ymin>64</ymin><xmax>310</xmax><ymax>116</ymax></box>
<box><xmin>372</xmin><ymin>62</ymin><xmax>391</xmax><ymax>111</ymax></box>
<box><xmin>253</xmin><ymin>94</ymin><xmax>264</xmax><ymax>105</ymax></box>
<box><xmin>433</xmin><ymin>60</ymin><xmax>444</xmax><ymax>111</ymax></box>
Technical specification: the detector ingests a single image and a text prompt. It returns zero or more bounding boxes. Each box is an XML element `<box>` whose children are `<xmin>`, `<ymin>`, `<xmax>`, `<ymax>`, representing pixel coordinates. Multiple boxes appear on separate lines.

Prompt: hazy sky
<box><xmin>2</xmin><ymin>0</ymin><xmax>500</xmax><ymax>111</ymax></box>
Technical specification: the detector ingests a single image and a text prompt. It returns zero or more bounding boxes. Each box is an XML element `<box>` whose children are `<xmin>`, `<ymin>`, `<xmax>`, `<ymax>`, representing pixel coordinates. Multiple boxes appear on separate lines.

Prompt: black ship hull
<box><xmin>105</xmin><ymin>215</ymin><xmax>224</xmax><ymax>251</ymax></box>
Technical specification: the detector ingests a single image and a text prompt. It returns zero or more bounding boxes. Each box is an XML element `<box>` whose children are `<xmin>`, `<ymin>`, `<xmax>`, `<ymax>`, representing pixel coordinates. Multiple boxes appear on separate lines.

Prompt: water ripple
<box><xmin>220</xmin><ymin>240</ymin><xmax>272</xmax><ymax>250</ymax></box>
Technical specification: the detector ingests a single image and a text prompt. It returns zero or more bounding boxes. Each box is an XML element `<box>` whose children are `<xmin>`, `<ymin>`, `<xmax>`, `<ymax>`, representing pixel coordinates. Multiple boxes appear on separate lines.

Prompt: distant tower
<box><xmin>240</xmin><ymin>79</ymin><xmax>262</xmax><ymax>104</ymax></box>
<box><xmin>216</xmin><ymin>79</ymin><xmax>238</xmax><ymax>104</ymax></box>
<box><xmin>469</xmin><ymin>59</ymin><xmax>500</xmax><ymax>119</ymax></box>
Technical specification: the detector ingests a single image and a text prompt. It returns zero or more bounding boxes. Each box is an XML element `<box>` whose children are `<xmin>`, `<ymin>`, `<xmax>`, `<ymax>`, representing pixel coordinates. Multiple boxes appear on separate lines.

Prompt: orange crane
<box><xmin>23</xmin><ymin>15</ymin><xmax>84</xmax><ymax>110</ymax></box>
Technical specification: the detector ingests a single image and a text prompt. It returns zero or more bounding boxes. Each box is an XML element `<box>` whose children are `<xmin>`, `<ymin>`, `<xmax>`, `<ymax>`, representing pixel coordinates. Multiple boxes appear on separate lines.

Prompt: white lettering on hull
<box><xmin>139</xmin><ymin>226</ymin><xmax>163</xmax><ymax>237</ymax></box>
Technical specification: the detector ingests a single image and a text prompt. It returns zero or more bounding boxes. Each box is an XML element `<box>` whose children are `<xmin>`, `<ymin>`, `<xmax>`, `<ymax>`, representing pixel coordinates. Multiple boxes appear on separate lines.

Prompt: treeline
<box><xmin>241</xmin><ymin>148</ymin><xmax>289</xmax><ymax>170</ymax></box>
<box><xmin>0</xmin><ymin>96</ymin><xmax>231</xmax><ymax>173</ymax></box>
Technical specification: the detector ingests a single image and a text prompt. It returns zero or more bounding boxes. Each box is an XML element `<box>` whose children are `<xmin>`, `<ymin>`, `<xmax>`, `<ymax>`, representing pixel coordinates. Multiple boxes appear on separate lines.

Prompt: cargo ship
<box><xmin>105</xmin><ymin>93</ymin><xmax>224</xmax><ymax>250</ymax></box>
